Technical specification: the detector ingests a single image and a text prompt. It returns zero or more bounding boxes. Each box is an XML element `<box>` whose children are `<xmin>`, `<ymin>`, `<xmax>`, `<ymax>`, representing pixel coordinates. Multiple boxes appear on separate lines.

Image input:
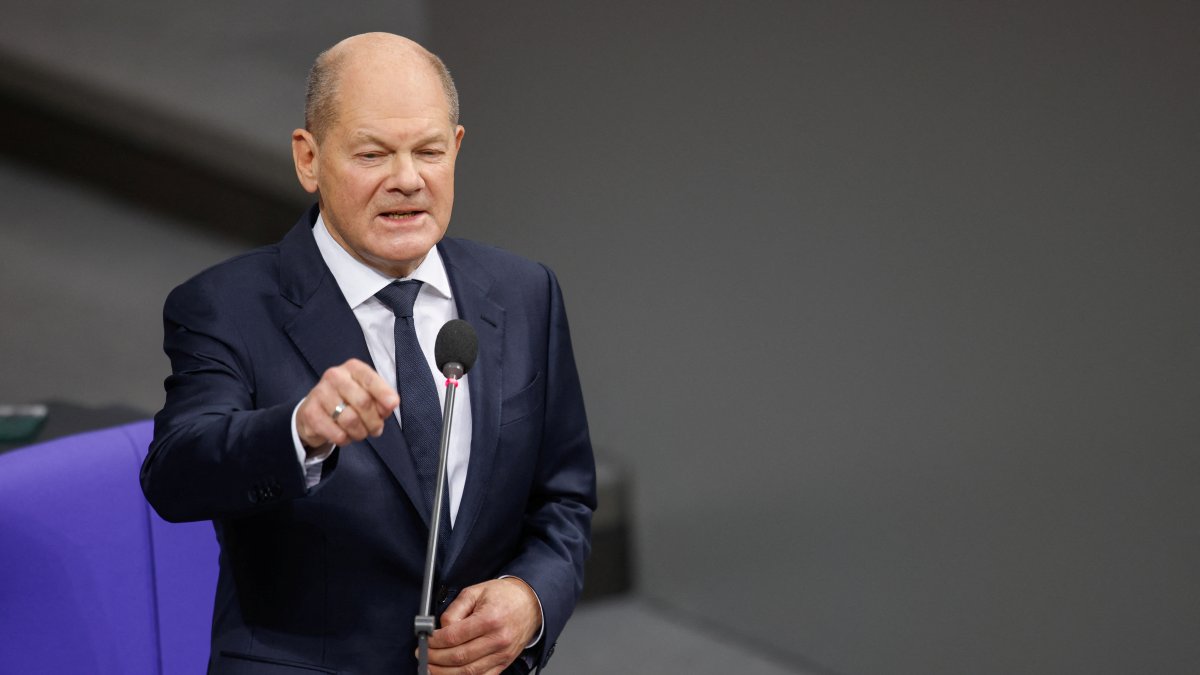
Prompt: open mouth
<box><xmin>381</xmin><ymin>210</ymin><xmax>423</xmax><ymax>219</ymax></box>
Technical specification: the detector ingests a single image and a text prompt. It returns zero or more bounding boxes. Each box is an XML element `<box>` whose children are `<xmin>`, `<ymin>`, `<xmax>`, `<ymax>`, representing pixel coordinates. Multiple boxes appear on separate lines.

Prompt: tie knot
<box><xmin>375</xmin><ymin>280</ymin><xmax>424</xmax><ymax>318</ymax></box>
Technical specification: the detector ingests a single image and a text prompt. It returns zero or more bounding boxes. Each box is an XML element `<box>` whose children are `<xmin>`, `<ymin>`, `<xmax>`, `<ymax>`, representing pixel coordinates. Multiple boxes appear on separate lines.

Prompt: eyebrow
<box><xmin>412</xmin><ymin>131</ymin><xmax>449</xmax><ymax>147</ymax></box>
<box><xmin>348</xmin><ymin>131</ymin><xmax>389</xmax><ymax>146</ymax></box>
<box><xmin>348</xmin><ymin>130</ymin><xmax>448</xmax><ymax>147</ymax></box>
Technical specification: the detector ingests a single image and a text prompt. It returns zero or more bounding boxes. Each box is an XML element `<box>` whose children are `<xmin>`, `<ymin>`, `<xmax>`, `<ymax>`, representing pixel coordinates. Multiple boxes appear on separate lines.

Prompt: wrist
<box><xmin>499</xmin><ymin>576</ymin><xmax>543</xmax><ymax>648</ymax></box>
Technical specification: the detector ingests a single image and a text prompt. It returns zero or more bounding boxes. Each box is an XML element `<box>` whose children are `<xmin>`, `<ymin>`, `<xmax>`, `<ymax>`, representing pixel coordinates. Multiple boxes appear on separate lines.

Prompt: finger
<box><xmin>437</xmin><ymin>584</ymin><xmax>482</xmax><ymax>630</ymax></box>
<box><xmin>428</xmin><ymin>657</ymin><xmax>507</xmax><ymax>675</ymax></box>
<box><xmin>339</xmin><ymin>362</ymin><xmax>398</xmax><ymax>437</ymax></box>
<box><xmin>325</xmin><ymin>366</ymin><xmax>387</xmax><ymax>440</ymax></box>
<box><xmin>332</xmin><ymin>390</ymin><xmax>375</xmax><ymax>441</ymax></box>
<box><xmin>334</xmin><ymin>402</ymin><xmax>371</xmax><ymax>439</ymax></box>
<box><xmin>304</xmin><ymin>366</ymin><xmax>372</xmax><ymax>446</ymax></box>
<box><xmin>297</xmin><ymin>389</ymin><xmax>351</xmax><ymax>448</ymax></box>
<box><xmin>429</xmin><ymin>613</ymin><xmax>490</xmax><ymax>651</ymax></box>
<box><xmin>427</xmin><ymin>631</ymin><xmax>509</xmax><ymax>673</ymax></box>
<box><xmin>345</xmin><ymin>359</ymin><xmax>401</xmax><ymax>411</ymax></box>
<box><xmin>346</xmin><ymin>378</ymin><xmax>394</xmax><ymax>438</ymax></box>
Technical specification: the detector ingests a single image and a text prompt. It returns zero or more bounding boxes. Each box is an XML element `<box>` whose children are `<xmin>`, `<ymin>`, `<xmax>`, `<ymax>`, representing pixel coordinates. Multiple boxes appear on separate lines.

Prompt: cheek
<box><xmin>352</xmin><ymin>184</ymin><xmax>380</xmax><ymax>208</ymax></box>
<box><xmin>429</xmin><ymin>172</ymin><xmax>455</xmax><ymax>201</ymax></box>
<box><xmin>328</xmin><ymin>167</ymin><xmax>379</xmax><ymax>196</ymax></box>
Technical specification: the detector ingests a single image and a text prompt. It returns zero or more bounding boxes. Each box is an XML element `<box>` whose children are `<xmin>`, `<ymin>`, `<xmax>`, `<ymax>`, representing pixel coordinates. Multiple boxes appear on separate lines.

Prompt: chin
<box><xmin>366</xmin><ymin>242</ymin><xmax>436</xmax><ymax>275</ymax></box>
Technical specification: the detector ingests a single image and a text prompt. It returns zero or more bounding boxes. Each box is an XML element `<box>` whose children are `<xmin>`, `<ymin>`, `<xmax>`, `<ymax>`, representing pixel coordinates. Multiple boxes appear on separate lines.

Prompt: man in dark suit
<box><xmin>140</xmin><ymin>33</ymin><xmax>595</xmax><ymax>675</ymax></box>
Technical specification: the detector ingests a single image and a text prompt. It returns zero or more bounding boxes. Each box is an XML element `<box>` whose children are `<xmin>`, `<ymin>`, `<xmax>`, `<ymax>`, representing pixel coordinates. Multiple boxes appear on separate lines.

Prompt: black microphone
<box><xmin>416</xmin><ymin>319</ymin><xmax>478</xmax><ymax>675</ymax></box>
<box><xmin>435</xmin><ymin>319</ymin><xmax>478</xmax><ymax>380</ymax></box>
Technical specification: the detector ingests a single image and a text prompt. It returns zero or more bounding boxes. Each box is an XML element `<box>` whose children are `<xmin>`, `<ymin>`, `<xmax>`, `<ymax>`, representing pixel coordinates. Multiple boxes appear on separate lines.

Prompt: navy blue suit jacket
<box><xmin>141</xmin><ymin>207</ymin><xmax>596</xmax><ymax>674</ymax></box>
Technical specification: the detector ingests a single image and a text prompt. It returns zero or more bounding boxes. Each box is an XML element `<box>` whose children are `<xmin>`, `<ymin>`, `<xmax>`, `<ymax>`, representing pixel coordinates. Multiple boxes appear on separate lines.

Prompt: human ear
<box><xmin>292</xmin><ymin>129</ymin><xmax>320</xmax><ymax>194</ymax></box>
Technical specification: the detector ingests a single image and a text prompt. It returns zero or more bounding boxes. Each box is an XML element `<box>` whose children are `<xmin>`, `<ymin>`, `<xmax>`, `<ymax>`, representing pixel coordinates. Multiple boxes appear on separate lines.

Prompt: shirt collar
<box><xmin>312</xmin><ymin>213</ymin><xmax>453</xmax><ymax>309</ymax></box>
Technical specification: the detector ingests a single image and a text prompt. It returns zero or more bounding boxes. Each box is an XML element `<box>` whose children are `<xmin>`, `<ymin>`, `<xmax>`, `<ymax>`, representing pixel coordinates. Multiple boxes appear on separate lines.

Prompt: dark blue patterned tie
<box><xmin>375</xmin><ymin>280</ymin><xmax>442</xmax><ymax>513</ymax></box>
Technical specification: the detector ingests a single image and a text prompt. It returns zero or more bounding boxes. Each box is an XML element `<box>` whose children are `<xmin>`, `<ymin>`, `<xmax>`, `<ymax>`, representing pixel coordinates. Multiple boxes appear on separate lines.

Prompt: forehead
<box><xmin>333</xmin><ymin>55</ymin><xmax>450</xmax><ymax>128</ymax></box>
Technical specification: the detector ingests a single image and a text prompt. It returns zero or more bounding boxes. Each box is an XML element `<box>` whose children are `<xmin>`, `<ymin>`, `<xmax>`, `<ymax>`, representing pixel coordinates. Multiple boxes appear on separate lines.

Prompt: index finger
<box><xmin>343</xmin><ymin>359</ymin><xmax>400</xmax><ymax>411</ymax></box>
<box><xmin>429</xmin><ymin>611</ymin><xmax>489</xmax><ymax>650</ymax></box>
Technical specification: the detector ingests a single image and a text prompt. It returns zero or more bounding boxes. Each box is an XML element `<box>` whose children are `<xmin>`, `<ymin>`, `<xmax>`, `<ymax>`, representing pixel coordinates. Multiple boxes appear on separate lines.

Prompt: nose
<box><xmin>386</xmin><ymin>154</ymin><xmax>425</xmax><ymax>195</ymax></box>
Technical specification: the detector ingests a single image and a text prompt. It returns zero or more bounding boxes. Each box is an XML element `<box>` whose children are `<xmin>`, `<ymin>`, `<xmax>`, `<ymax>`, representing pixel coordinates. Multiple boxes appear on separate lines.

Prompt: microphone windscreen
<box><xmin>435</xmin><ymin>319</ymin><xmax>479</xmax><ymax>375</ymax></box>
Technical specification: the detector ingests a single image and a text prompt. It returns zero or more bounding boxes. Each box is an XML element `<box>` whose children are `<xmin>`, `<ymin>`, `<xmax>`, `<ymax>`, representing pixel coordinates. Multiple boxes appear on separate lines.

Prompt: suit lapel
<box><xmin>438</xmin><ymin>239</ymin><xmax>505</xmax><ymax>573</ymax></box>
<box><xmin>277</xmin><ymin>208</ymin><xmax>432</xmax><ymax>526</ymax></box>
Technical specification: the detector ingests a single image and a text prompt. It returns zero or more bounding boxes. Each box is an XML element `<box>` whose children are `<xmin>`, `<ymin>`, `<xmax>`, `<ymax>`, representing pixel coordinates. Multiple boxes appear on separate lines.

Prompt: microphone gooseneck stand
<box><xmin>415</xmin><ymin>363</ymin><xmax>464</xmax><ymax>675</ymax></box>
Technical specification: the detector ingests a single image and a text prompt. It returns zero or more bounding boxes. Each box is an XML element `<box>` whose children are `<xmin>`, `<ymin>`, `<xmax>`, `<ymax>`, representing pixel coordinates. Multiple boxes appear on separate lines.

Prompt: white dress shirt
<box><xmin>291</xmin><ymin>215</ymin><xmax>473</xmax><ymax>526</ymax></box>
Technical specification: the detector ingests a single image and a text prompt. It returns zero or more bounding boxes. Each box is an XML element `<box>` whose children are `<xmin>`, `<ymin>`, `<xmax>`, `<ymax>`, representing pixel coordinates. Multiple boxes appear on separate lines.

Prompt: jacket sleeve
<box><xmin>499</xmin><ymin>264</ymin><xmax>597</xmax><ymax>669</ymax></box>
<box><xmin>140</xmin><ymin>274</ymin><xmax>309</xmax><ymax>523</ymax></box>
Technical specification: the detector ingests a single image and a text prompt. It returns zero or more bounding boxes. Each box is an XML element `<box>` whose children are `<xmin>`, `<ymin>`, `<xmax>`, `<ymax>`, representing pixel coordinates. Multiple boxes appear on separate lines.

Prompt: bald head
<box><xmin>305</xmin><ymin>32</ymin><xmax>459</xmax><ymax>143</ymax></box>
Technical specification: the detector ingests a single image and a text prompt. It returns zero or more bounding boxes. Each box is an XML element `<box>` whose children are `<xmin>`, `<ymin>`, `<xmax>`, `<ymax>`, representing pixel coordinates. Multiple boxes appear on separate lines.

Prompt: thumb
<box><xmin>439</xmin><ymin>584</ymin><xmax>482</xmax><ymax>626</ymax></box>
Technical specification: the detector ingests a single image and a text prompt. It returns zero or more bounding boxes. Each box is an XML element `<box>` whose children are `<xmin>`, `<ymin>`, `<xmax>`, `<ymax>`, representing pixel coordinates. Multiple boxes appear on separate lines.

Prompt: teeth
<box><xmin>384</xmin><ymin>211</ymin><xmax>418</xmax><ymax>217</ymax></box>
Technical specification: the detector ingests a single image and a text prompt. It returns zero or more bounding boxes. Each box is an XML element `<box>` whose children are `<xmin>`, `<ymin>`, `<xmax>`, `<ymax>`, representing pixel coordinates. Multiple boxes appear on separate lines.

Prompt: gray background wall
<box><xmin>2</xmin><ymin>2</ymin><xmax>1198</xmax><ymax>674</ymax></box>
<box><xmin>433</xmin><ymin>2</ymin><xmax>1200</xmax><ymax>674</ymax></box>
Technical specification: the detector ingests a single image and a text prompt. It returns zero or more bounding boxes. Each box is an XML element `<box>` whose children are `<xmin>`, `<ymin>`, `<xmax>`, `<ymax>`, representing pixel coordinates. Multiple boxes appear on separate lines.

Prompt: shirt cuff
<box><xmin>499</xmin><ymin>575</ymin><xmax>544</xmax><ymax>649</ymax></box>
<box><xmin>292</xmin><ymin>398</ymin><xmax>335</xmax><ymax>489</ymax></box>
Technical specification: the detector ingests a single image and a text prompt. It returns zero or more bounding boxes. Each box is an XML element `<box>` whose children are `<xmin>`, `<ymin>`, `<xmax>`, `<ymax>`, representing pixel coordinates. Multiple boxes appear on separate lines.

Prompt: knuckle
<box><xmin>482</xmin><ymin>614</ymin><xmax>503</xmax><ymax>633</ymax></box>
<box><xmin>492</xmin><ymin>632</ymin><xmax>512</xmax><ymax>653</ymax></box>
<box><xmin>303</xmin><ymin>394</ymin><xmax>325</xmax><ymax>413</ymax></box>
<box><xmin>350</xmin><ymin>389</ymin><xmax>373</xmax><ymax>409</ymax></box>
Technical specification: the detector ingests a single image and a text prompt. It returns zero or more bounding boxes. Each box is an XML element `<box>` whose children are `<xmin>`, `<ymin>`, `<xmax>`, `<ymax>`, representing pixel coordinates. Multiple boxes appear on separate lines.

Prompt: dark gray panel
<box><xmin>433</xmin><ymin>2</ymin><xmax>1200</xmax><ymax>674</ymax></box>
